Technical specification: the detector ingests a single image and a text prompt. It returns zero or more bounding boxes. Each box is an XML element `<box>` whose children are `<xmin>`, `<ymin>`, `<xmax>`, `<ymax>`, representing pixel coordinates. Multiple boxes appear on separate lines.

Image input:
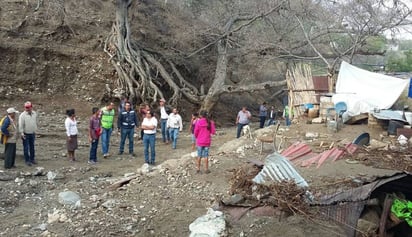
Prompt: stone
<box><xmin>58</xmin><ymin>191</ymin><xmax>81</xmax><ymax>206</ymax></box>
<box><xmin>189</xmin><ymin>208</ymin><xmax>226</xmax><ymax>237</ymax></box>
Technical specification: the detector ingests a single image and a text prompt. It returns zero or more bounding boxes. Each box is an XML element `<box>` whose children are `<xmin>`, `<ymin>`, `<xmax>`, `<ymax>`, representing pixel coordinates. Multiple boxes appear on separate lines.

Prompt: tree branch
<box><xmin>220</xmin><ymin>80</ymin><xmax>287</xmax><ymax>94</ymax></box>
<box><xmin>186</xmin><ymin>1</ymin><xmax>286</xmax><ymax>58</ymax></box>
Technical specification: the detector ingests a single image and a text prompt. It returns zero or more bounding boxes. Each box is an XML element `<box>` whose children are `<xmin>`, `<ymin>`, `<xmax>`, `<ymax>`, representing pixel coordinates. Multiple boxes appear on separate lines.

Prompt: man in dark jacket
<box><xmin>117</xmin><ymin>102</ymin><xmax>139</xmax><ymax>157</ymax></box>
<box><xmin>1</xmin><ymin>108</ymin><xmax>19</xmax><ymax>169</ymax></box>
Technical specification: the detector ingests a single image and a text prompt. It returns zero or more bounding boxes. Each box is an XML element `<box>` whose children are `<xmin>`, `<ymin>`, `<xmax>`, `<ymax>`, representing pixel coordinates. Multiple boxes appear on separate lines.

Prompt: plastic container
<box><xmin>352</xmin><ymin>133</ymin><xmax>370</xmax><ymax>146</ymax></box>
<box><xmin>327</xmin><ymin>120</ymin><xmax>337</xmax><ymax>132</ymax></box>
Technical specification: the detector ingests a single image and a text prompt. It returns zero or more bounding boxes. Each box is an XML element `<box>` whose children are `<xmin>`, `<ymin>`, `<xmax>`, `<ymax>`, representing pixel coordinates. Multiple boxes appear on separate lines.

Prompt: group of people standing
<box><xmin>1</xmin><ymin>101</ymin><xmax>38</xmax><ymax>169</ymax></box>
<box><xmin>77</xmin><ymin>97</ymin><xmax>216</xmax><ymax>172</ymax></box>
<box><xmin>235</xmin><ymin>102</ymin><xmax>293</xmax><ymax>138</ymax></box>
<box><xmin>1</xmin><ymin>98</ymin><xmax>217</xmax><ymax>174</ymax></box>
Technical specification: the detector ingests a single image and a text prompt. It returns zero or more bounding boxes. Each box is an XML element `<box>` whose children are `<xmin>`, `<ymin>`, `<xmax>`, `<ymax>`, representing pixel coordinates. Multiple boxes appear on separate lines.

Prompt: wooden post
<box><xmin>378</xmin><ymin>194</ymin><xmax>393</xmax><ymax>237</ymax></box>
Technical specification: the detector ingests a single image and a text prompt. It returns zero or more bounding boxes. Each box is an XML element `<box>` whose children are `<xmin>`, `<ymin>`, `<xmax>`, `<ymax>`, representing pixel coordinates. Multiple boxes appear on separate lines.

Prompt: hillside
<box><xmin>1</xmin><ymin>1</ymin><xmax>412</xmax><ymax>237</ymax></box>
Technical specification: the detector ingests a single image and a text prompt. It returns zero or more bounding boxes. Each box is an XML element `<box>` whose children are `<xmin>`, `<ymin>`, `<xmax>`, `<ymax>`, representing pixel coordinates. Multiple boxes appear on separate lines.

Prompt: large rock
<box><xmin>189</xmin><ymin>208</ymin><xmax>226</xmax><ymax>237</ymax></box>
<box><xmin>58</xmin><ymin>191</ymin><xmax>81</xmax><ymax>207</ymax></box>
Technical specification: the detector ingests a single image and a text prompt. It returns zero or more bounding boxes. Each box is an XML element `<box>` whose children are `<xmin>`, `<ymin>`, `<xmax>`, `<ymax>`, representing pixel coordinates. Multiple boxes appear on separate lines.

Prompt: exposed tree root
<box><xmin>104</xmin><ymin>0</ymin><xmax>201</xmax><ymax>106</ymax></box>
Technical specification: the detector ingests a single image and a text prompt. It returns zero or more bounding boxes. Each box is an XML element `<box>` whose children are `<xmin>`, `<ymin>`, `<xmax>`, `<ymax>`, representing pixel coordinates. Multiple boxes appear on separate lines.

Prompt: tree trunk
<box><xmin>201</xmin><ymin>39</ymin><xmax>228</xmax><ymax>112</ymax></box>
<box><xmin>115</xmin><ymin>0</ymin><xmax>132</xmax><ymax>54</ymax></box>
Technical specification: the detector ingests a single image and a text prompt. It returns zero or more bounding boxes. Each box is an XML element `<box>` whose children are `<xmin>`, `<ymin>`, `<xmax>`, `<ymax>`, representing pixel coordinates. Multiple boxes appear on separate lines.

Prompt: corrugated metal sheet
<box><xmin>372</xmin><ymin>110</ymin><xmax>407</xmax><ymax>122</ymax></box>
<box><xmin>252</xmin><ymin>152</ymin><xmax>308</xmax><ymax>188</ymax></box>
<box><xmin>313</xmin><ymin>172</ymin><xmax>412</xmax><ymax>237</ymax></box>
<box><xmin>318</xmin><ymin>201</ymin><xmax>366</xmax><ymax>237</ymax></box>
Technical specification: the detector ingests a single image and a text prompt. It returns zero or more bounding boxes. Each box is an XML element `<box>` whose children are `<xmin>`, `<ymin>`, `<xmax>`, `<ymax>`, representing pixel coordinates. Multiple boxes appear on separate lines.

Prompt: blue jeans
<box><xmin>119</xmin><ymin>128</ymin><xmax>134</xmax><ymax>153</ymax></box>
<box><xmin>143</xmin><ymin>134</ymin><xmax>156</xmax><ymax>164</ymax></box>
<box><xmin>22</xmin><ymin>133</ymin><xmax>35</xmax><ymax>163</ymax></box>
<box><xmin>267</xmin><ymin>118</ymin><xmax>276</xmax><ymax>126</ymax></box>
<box><xmin>236</xmin><ymin>123</ymin><xmax>248</xmax><ymax>138</ymax></box>
<box><xmin>197</xmin><ymin>146</ymin><xmax>209</xmax><ymax>158</ymax></box>
<box><xmin>285</xmin><ymin>115</ymin><xmax>291</xmax><ymax>126</ymax></box>
<box><xmin>101</xmin><ymin>128</ymin><xmax>113</xmax><ymax>155</ymax></box>
<box><xmin>259</xmin><ymin>116</ymin><xmax>266</xmax><ymax>128</ymax></box>
<box><xmin>161</xmin><ymin>119</ymin><xmax>170</xmax><ymax>142</ymax></box>
<box><xmin>169</xmin><ymin>128</ymin><xmax>179</xmax><ymax>149</ymax></box>
<box><xmin>89</xmin><ymin>138</ymin><xmax>99</xmax><ymax>162</ymax></box>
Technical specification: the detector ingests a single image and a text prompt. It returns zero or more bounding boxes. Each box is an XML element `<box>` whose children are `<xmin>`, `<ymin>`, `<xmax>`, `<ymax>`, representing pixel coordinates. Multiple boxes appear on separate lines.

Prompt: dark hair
<box><xmin>200</xmin><ymin>110</ymin><xmax>211</xmax><ymax>131</ymax></box>
<box><xmin>193</xmin><ymin>112</ymin><xmax>199</xmax><ymax>117</ymax></box>
<box><xmin>66</xmin><ymin>109</ymin><xmax>75</xmax><ymax>117</ymax></box>
<box><xmin>92</xmin><ymin>107</ymin><xmax>99</xmax><ymax>114</ymax></box>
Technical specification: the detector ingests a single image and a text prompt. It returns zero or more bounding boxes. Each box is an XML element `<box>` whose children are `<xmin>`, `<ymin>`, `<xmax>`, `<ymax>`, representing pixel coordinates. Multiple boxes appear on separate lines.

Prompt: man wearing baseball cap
<box><xmin>1</xmin><ymin>108</ymin><xmax>19</xmax><ymax>169</ymax></box>
<box><xmin>18</xmin><ymin>101</ymin><xmax>38</xmax><ymax>166</ymax></box>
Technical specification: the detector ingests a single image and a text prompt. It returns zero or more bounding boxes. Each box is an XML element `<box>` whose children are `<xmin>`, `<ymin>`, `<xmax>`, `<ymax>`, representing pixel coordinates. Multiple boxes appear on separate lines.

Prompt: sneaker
<box><xmin>26</xmin><ymin>162</ymin><xmax>32</xmax><ymax>166</ymax></box>
<box><xmin>88</xmin><ymin>160</ymin><xmax>96</xmax><ymax>165</ymax></box>
<box><xmin>31</xmin><ymin>160</ymin><xmax>37</xmax><ymax>165</ymax></box>
<box><xmin>204</xmin><ymin>170</ymin><xmax>211</xmax><ymax>174</ymax></box>
<box><xmin>103</xmin><ymin>153</ymin><xmax>109</xmax><ymax>158</ymax></box>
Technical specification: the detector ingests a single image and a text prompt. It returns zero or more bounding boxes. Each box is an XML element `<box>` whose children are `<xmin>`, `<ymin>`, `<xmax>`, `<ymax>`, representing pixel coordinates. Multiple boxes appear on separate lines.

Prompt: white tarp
<box><xmin>333</xmin><ymin>61</ymin><xmax>409</xmax><ymax>116</ymax></box>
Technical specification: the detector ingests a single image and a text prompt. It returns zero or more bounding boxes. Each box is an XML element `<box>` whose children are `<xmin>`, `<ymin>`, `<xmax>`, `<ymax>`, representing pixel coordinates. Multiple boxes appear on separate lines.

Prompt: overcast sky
<box><xmin>397</xmin><ymin>0</ymin><xmax>412</xmax><ymax>39</ymax></box>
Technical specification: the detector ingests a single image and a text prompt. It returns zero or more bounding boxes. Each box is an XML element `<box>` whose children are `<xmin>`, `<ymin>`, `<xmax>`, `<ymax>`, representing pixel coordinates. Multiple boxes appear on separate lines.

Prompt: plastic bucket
<box><xmin>405</xmin><ymin>112</ymin><xmax>412</xmax><ymax>125</ymax></box>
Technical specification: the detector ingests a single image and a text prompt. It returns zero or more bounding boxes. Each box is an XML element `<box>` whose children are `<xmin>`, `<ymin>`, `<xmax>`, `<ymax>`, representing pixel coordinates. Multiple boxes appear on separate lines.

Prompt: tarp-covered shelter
<box><xmin>333</xmin><ymin>61</ymin><xmax>409</xmax><ymax>117</ymax></box>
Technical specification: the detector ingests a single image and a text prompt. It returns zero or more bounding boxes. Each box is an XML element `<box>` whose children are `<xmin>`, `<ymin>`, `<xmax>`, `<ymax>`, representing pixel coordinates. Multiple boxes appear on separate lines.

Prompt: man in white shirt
<box><xmin>158</xmin><ymin>99</ymin><xmax>171</xmax><ymax>144</ymax></box>
<box><xmin>18</xmin><ymin>101</ymin><xmax>38</xmax><ymax>166</ymax></box>
<box><xmin>167</xmin><ymin>108</ymin><xmax>183</xmax><ymax>149</ymax></box>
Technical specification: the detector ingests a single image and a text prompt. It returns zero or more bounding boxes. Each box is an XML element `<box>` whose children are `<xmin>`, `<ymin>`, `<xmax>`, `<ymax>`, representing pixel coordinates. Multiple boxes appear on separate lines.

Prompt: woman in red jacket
<box><xmin>194</xmin><ymin>110</ymin><xmax>216</xmax><ymax>174</ymax></box>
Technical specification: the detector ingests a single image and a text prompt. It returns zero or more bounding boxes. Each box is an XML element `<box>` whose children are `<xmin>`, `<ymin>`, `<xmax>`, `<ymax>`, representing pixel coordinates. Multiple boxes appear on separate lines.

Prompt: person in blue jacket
<box><xmin>117</xmin><ymin>101</ymin><xmax>139</xmax><ymax>157</ymax></box>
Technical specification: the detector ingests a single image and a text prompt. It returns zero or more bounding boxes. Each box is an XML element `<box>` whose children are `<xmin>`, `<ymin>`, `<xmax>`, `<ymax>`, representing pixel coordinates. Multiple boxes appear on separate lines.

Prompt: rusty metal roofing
<box><xmin>312</xmin><ymin>76</ymin><xmax>329</xmax><ymax>102</ymax></box>
<box><xmin>313</xmin><ymin>172</ymin><xmax>412</xmax><ymax>237</ymax></box>
<box><xmin>281</xmin><ymin>142</ymin><xmax>357</xmax><ymax>168</ymax></box>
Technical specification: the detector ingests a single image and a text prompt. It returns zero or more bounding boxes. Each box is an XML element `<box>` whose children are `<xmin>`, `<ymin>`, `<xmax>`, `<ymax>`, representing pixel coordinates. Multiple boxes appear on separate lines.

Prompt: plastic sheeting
<box><xmin>409</xmin><ymin>78</ymin><xmax>412</xmax><ymax>98</ymax></box>
<box><xmin>333</xmin><ymin>61</ymin><xmax>409</xmax><ymax>116</ymax></box>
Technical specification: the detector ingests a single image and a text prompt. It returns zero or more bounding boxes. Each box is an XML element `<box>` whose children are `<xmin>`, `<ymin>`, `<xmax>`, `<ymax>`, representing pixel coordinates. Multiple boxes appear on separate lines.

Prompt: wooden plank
<box><xmin>378</xmin><ymin>195</ymin><xmax>393</xmax><ymax>237</ymax></box>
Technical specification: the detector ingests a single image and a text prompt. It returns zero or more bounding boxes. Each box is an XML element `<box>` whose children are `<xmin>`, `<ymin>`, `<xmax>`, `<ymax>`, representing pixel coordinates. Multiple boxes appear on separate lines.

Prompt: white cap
<box><xmin>7</xmin><ymin>108</ymin><xmax>18</xmax><ymax>114</ymax></box>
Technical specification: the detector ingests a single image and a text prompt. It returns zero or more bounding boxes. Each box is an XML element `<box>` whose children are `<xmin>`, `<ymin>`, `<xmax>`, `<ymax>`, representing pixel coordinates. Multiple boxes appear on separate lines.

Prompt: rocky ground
<box><xmin>1</xmin><ymin>1</ymin><xmax>412</xmax><ymax>236</ymax></box>
<box><xmin>0</xmin><ymin>99</ymin><xmax>411</xmax><ymax>237</ymax></box>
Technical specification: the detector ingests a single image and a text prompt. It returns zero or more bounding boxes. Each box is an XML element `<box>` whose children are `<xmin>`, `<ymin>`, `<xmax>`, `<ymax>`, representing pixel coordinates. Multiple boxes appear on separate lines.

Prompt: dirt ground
<box><xmin>0</xmin><ymin>95</ymin><xmax>410</xmax><ymax>237</ymax></box>
<box><xmin>1</xmin><ymin>1</ymin><xmax>412</xmax><ymax>236</ymax></box>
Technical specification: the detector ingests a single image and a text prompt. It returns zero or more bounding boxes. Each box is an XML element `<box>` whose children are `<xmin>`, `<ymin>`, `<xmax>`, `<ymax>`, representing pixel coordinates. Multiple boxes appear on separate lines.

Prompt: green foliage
<box><xmin>398</xmin><ymin>40</ymin><xmax>412</xmax><ymax>51</ymax></box>
<box><xmin>385</xmin><ymin>49</ymin><xmax>412</xmax><ymax>72</ymax></box>
<box><xmin>364</xmin><ymin>36</ymin><xmax>387</xmax><ymax>53</ymax></box>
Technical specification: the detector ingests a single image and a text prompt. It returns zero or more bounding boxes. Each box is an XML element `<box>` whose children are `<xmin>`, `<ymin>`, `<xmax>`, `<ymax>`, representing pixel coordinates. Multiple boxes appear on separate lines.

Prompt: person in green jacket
<box><xmin>282</xmin><ymin>105</ymin><xmax>294</xmax><ymax>127</ymax></box>
<box><xmin>100</xmin><ymin>102</ymin><xmax>115</xmax><ymax>158</ymax></box>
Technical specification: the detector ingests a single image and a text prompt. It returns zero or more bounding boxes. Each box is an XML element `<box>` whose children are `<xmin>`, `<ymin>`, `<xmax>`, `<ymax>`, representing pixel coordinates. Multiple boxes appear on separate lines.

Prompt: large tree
<box><xmin>104</xmin><ymin>0</ymin><xmax>412</xmax><ymax>111</ymax></box>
